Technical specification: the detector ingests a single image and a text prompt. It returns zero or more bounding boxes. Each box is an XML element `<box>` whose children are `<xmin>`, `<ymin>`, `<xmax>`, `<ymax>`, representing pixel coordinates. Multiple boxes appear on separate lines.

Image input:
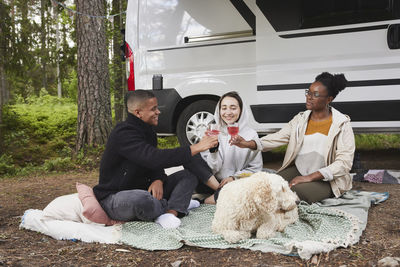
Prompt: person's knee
<box><xmin>187</xmin><ymin>171</ymin><xmax>199</xmax><ymax>185</ymax></box>
<box><xmin>291</xmin><ymin>185</ymin><xmax>315</xmax><ymax>204</ymax></box>
<box><xmin>291</xmin><ymin>184</ymin><xmax>325</xmax><ymax>204</ymax></box>
<box><xmin>113</xmin><ymin>190</ymin><xmax>162</xmax><ymax>221</ymax></box>
<box><xmin>177</xmin><ymin>170</ymin><xmax>199</xmax><ymax>187</ymax></box>
<box><xmin>133</xmin><ymin>192</ymin><xmax>161</xmax><ymax>221</ymax></box>
<box><xmin>277</xmin><ymin>171</ymin><xmax>293</xmax><ymax>183</ymax></box>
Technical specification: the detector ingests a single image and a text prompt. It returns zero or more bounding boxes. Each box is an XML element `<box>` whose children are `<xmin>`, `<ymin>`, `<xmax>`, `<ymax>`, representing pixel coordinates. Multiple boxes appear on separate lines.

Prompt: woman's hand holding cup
<box><xmin>229</xmin><ymin>134</ymin><xmax>257</xmax><ymax>150</ymax></box>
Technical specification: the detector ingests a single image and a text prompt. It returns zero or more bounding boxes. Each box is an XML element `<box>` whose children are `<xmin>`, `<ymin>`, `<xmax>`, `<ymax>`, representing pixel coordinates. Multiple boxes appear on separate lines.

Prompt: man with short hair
<box><xmin>93</xmin><ymin>90</ymin><xmax>218</xmax><ymax>229</ymax></box>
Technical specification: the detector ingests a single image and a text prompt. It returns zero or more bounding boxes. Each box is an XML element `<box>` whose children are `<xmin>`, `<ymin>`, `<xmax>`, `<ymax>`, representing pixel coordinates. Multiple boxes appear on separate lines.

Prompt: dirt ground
<box><xmin>0</xmin><ymin>150</ymin><xmax>399</xmax><ymax>266</ymax></box>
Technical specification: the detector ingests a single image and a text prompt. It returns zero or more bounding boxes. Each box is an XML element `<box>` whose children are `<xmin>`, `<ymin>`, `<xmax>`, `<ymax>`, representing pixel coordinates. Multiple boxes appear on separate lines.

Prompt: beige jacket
<box><xmin>256</xmin><ymin>107</ymin><xmax>355</xmax><ymax>197</ymax></box>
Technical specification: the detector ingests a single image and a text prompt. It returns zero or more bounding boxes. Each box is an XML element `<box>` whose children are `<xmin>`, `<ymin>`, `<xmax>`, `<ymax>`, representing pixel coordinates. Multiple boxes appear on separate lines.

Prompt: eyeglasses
<box><xmin>305</xmin><ymin>89</ymin><xmax>328</xmax><ymax>98</ymax></box>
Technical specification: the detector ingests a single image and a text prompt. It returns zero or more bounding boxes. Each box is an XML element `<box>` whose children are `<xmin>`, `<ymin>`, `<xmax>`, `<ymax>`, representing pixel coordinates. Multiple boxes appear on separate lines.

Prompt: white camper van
<box><xmin>125</xmin><ymin>0</ymin><xmax>400</xmax><ymax>145</ymax></box>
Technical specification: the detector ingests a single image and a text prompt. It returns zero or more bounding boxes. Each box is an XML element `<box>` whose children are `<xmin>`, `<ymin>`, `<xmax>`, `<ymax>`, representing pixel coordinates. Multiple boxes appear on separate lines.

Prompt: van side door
<box><xmin>253</xmin><ymin>0</ymin><xmax>400</xmax><ymax>133</ymax></box>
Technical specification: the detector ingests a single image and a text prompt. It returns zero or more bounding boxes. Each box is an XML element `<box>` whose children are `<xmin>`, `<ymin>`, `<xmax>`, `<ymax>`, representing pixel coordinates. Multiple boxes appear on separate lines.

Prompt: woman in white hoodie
<box><xmin>231</xmin><ymin>72</ymin><xmax>355</xmax><ymax>203</ymax></box>
<box><xmin>198</xmin><ymin>91</ymin><xmax>263</xmax><ymax>204</ymax></box>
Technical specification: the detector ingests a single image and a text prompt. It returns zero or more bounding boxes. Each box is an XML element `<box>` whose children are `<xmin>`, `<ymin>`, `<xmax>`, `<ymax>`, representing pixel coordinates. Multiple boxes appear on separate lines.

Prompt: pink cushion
<box><xmin>76</xmin><ymin>182</ymin><xmax>121</xmax><ymax>226</ymax></box>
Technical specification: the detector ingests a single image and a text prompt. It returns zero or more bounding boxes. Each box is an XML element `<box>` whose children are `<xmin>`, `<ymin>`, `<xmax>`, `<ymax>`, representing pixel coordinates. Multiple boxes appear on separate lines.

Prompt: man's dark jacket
<box><xmin>93</xmin><ymin>113</ymin><xmax>192</xmax><ymax>201</ymax></box>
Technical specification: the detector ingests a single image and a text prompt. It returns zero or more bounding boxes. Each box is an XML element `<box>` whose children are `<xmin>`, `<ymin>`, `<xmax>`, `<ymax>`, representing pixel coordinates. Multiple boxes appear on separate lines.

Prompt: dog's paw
<box><xmin>256</xmin><ymin>223</ymin><xmax>276</xmax><ymax>239</ymax></box>
<box><xmin>256</xmin><ymin>230</ymin><xmax>276</xmax><ymax>240</ymax></box>
<box><xmin>221</xmin><ymin>230</ymin><xmax>251</xmax><ymax>243</ymax></box>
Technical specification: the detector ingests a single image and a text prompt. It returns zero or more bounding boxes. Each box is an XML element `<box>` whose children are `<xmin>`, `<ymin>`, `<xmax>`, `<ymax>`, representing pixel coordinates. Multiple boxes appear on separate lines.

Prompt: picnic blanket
<box><xmin>20</xmin><ymin>190</ymin><xmax>388</xmax><ymax>260</ymax></box>
<box><xmin>353</xmin><ymin>170</ymin><xmax>400</xmax><ymax>184</ymax></box>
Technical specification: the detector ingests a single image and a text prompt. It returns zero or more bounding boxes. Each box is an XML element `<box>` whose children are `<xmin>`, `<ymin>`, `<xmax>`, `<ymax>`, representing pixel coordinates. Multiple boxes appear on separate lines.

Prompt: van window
<box><xmin>145</xmin><ymin>0</ymin><xmax>251</xmax><ymax>48</ymax></box>
<box><xmin>257</xmin><ymin>0</ymin><xmax>400</xmax><ymax>32</ymax></box>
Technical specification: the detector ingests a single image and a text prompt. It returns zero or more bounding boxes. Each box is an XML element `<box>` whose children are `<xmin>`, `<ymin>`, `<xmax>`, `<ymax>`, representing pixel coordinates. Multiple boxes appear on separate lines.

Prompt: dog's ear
<box><xmin>279</xmin><ymin>185</ymin><xmax>298</xmax><ymax>211</ymax></box>
<box><xmin>252</xmin><ymin>178</ymin><xmax>277</xmax><ymax>213</ymax></box>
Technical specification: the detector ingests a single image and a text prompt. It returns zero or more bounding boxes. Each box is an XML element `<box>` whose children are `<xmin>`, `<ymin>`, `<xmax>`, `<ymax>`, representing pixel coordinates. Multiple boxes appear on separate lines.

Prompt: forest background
<box><xmin>0</xmin><ymin>0</ymin><xmax>399</xmax><ymax>178</ymax></box>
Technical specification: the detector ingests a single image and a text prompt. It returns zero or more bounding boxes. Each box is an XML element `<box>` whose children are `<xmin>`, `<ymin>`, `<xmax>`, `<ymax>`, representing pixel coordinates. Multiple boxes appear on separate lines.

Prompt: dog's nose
<box><xmin>295</xmin><ymin>200</ymin><xmax>300</xmax><ymax>205</ymax></box>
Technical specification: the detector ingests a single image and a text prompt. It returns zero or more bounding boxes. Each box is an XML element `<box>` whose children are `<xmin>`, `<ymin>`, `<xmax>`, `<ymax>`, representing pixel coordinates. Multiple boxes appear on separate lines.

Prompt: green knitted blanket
<box><xmin>120</xmin><ymin>191</ymin><xmax>387</xmax><ymax>259</ymax></box>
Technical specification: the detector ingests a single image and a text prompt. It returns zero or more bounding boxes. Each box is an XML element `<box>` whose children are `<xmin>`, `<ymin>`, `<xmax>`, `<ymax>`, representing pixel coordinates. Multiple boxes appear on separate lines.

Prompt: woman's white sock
<box><xmin>188</xmin><ymin>199</ymin><xmax>200</xmax><ymax>210</ymax></box>
<box><xmin>155</xmin><ymin>213</ymin><xmax>181</xmax><ymax>229</ymax></box>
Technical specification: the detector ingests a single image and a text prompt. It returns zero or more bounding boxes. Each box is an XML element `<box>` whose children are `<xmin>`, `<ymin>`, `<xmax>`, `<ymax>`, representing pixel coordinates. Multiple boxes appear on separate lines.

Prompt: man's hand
<box><xmin>190</xmin><ymin>135</ymin><xmax>218</xmax><ymax>155</ymax></box>
<box><xmin>148</xmin><ymin>180</ymin><xmax>163</xmax><ymax>200</ymax></box>
<box><xmin>229</xmin><ymin>135</ymin><xmax>257</xmax><ymax>149</ymax></box>
<box><xmin>218</xmin><ymin>176</ymin><xmax>234</xmax><ymax>188</ymax></box>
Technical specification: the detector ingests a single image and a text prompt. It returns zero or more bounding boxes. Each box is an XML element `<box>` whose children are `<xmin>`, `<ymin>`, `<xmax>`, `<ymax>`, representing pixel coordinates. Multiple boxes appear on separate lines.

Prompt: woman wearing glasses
<box><xmin>231</xmin><ymin>72</ymin><xmax>355</xmax><ymax>203</ymax></box>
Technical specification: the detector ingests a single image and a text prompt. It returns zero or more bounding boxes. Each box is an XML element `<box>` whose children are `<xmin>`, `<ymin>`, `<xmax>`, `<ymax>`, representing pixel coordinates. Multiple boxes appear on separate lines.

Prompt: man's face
<box><xmin>137</xmin><ymin>97</ymin><xmax>160</xmax><ymax>126</ymax></box>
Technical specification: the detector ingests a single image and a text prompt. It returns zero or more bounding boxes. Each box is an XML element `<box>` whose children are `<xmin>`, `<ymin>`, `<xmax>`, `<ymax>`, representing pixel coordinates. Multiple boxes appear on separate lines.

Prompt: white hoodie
<box><xmin>201</xmin><ymin>101</ymin><xmax>263</xmax><ymax>181</ymax></box>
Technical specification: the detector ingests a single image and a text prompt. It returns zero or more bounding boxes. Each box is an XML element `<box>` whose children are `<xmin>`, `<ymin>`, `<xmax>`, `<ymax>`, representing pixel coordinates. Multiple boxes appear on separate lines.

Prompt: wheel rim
<box><xmin>185</xmin><ymin>111</ymin><xmax>215</xmax><ymax>144</ymax></box>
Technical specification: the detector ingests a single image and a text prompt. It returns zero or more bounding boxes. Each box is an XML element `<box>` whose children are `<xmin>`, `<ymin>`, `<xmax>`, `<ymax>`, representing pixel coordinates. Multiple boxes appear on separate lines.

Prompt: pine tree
<box><xmin>0</xmin><ymin>0</ymin><xmax>11</xmax><ymax>133</ymax></box>
<box><xmin>75</xmin><ymin>0</ymin><xmax>112</xmax><ymax>151</ymax></box>
<box><xmin>112</xmin><ymin>0</ymin><xmax>126</xmax><ymax>123</ymax></box>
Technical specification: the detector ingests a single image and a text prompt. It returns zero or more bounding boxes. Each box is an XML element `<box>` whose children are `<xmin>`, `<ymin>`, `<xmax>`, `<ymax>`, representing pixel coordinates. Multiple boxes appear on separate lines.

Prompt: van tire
<box><xmin>177</xmin><ymin>100</ymin><xmax>218</xmax><ymax>146</ymax></box>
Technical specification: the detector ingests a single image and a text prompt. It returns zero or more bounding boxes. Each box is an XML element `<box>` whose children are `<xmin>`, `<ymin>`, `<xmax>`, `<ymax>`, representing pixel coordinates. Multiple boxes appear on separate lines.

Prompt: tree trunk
<box><xmin>0</xmin><ymin>62</ymin><xmax>7</xmax><ymax>143</ymax></box>
<box><xmin>19</xmin><ymin>0</ymin><xmax>31</xmax><ymax>99</ymax></box>
<box><xmin>54</xmin><ymin>4</ymin><xmax>62</xmax><ymax>98</ymax></box>
<box><xmin>40</xmin><ymin>0</ymin><xmax>47</xmax><ymax>92</ymax></box>
<box><xmin>75</xmin><ymin>0</ymin><xmax>112</xmax><ymax>152</ymax></box>
<box><xmin>112</xmin><ymin>0</ymin><xmax>125</xmax><ymax>123</ymax></box>
<box><xmin>0</xmin><ymin>63</ymin><xmax>4</xmax><ymax>130</ymax></box>
<box><xmin>10</xmin><ymin>0</ymin><xmax>15</xmax><ymax>58</ymax></box>
<box><xmin>0</xmin><ymin>0</ymin><xmax>8</xmax><ymax>149</ymax></box>
<box><xmin>121</xmin><ymin>0</ymin><xmax>128</xmax><ymax>121</ymax></box>
<box><xmin>0</xmin><ymin>1</ymin><xmax>6</xmax><ymax>112</ymax></box>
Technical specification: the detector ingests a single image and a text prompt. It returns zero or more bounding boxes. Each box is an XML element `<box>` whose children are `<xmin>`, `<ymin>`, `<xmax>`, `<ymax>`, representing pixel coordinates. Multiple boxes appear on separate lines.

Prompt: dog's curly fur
<box><xmin>212</xmin><ymin>172</ymin><xmax>299</xmax><ymax>243</ymax></box>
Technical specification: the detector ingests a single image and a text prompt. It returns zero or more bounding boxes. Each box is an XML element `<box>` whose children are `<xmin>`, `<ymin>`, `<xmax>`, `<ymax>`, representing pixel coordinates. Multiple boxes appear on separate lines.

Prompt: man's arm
<box><xmin>190</xmin><ymin>135</ymin><xmax>219</xmax><ymax>155</ymax></box>
<box><xmin>118</xmin><ymin>130</ymin><xmax>218</xmax><ymax>170</ymax></box>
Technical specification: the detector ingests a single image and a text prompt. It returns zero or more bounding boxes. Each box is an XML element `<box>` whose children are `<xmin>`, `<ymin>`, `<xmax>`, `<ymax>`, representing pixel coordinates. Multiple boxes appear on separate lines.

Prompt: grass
<box><xmin>157</xmin><ymin>136</ymin><xmax>180</xmax><ymax>149</ymax></box>
<box><xmin>355</xmin><ymin>133</ymin><xmax>400</xmax><ymax>150</ymax></box>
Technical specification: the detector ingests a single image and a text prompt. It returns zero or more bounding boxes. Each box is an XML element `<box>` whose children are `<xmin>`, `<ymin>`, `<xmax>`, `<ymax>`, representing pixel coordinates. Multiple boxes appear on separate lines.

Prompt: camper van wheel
<box><xmin>177</xmin><ymin>100</ymin><xmax>217</xmax><ymax>146</ymax></box>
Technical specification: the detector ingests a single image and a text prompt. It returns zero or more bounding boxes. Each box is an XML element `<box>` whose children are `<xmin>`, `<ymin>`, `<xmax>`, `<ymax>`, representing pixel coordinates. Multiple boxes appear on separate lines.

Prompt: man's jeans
<box><xmin>100</xmin><ymin>170</ymin><xmax>198</xmax><ymax>222</ymax></box>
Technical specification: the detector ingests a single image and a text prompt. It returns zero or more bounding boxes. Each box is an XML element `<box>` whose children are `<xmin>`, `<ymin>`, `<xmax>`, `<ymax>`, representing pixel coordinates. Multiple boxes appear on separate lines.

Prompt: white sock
<box><xmin>155</xmin><ymin>213</ymin><xmax>181</xmax><ymax>229</ymax></box>
<box><xmin>188</xmin><ymin>199</ymin><xmax>200</xmax><ymax>210</ymax></box>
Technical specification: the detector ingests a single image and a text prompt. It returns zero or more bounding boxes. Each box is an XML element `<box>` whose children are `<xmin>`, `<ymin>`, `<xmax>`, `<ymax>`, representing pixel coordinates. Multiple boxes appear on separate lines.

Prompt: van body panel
<box><xmin>126</xmin><ymin>0</ymin><xmax>400</xmax><ymax>140</ymax></box>
<box><xmin>254</xmin><ymin>0</ymin><xmax>400</xmax><ymax>132</ymax></box>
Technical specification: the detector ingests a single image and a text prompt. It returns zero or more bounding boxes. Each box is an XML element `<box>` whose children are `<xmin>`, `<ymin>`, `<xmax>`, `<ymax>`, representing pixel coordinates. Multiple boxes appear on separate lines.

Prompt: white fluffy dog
<box><xmin>212</xmin><ymin>172</ymin><xmax>299</xmax><ymax>243</ymax></box>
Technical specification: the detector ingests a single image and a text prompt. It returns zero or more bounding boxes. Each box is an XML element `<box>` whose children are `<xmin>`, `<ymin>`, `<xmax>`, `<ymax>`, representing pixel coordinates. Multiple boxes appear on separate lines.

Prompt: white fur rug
<box><xmin>20</xmin><ymin>209</ymin><xmax>121</xmax><ymax>244</ymax></box>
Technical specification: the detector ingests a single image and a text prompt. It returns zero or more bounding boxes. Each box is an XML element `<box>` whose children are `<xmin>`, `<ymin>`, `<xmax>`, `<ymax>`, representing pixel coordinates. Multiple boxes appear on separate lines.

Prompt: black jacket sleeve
<box><xmin>149</xmin><ymin>169</ymin><xmax>167</xmax><ymax>183</ymax></box>
<box><xmin>116</xmin><ymin>127</ymin><xmax>192</xmax><ymax>171</ymax></box>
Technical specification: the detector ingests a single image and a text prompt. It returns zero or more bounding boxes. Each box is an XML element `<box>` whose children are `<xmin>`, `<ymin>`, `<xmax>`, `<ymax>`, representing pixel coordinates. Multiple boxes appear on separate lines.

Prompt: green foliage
<box><xmin>62</xmin><ymin>69</ymin><xmax>78</xmax><ymax>101</ymax></box>
<box><xmin>158</xmin><ymin>136</ymin><xmax>180</xmax><ymax>149</ymax></box>
<box><xmin>0</xmin><ymin>0</ymin><xmax>78</xmax><ymax>101</ymax></box>
<box><xmin>271</xmin><ymin>145</ymin><xmax>288</xmax><ymax>154</ymax></box>
<box><xmin>0</xmin><ymin>154</ymin><xmax>15</xmax><ymax>176</ymax></box>
<box><xmin>75</xmin><ymin>145</ymin><xmax>104</xmax><ymax>170</ymax></box>
<box><xmin>1</xmin><ymin>94</ymin><xmax>78</xmax><ymax>176</ymax></box>
<box><xmin>14</xmin><ymin>90</ymin><xmax>76</xmax><ymax>143</ymax></box>
<box><xmin>355</xmin><ymin>134</ymin><xmax>400</xmax><ymax>150</ymax></box>
<box><xmin>43</xmin><ymin>157</ymin><xmax>74</xmax><ymax>172</ymax></box>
